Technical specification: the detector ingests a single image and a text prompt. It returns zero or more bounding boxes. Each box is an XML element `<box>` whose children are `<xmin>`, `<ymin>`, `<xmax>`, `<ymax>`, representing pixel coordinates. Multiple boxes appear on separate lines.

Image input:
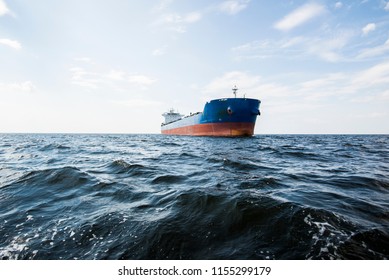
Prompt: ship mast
<box><xmin>232</xmin><ymin>85</ymin><xmax>238</xmax><ymax>98</ymax></box>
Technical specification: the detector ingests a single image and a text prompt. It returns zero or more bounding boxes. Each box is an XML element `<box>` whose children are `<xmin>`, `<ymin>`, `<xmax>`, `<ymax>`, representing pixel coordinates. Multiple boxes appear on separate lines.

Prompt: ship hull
<box><xmin>161</xmin><ymin>98</ymin><xmax>260</xmax><ymax>137</ymax></box>
<box><xmin>161</xmin><ymin>122</ymin><xmax>255</xmax><ymax>136</ymax></box>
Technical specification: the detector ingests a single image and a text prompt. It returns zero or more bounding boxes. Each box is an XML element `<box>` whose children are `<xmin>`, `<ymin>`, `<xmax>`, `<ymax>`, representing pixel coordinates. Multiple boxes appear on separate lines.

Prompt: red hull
<box><xmin>161</xmin><ymin>122</ymin><xmax>255</xmax><ymax>136</ymax></box>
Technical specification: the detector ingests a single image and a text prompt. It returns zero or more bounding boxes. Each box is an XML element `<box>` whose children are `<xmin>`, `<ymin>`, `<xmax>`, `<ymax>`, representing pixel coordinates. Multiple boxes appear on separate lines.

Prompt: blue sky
<box><xmin>1</xmin><ymin>0</ymin><xmax>388</xmax><ymax>134</ymax></box>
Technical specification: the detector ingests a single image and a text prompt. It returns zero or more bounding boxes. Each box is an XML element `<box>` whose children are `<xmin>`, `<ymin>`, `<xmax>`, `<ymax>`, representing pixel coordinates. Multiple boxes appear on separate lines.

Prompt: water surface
<box><xmin>0</xmin><ymin>134</ymin><xmax>388</xmax><ymax>259</ymax></box>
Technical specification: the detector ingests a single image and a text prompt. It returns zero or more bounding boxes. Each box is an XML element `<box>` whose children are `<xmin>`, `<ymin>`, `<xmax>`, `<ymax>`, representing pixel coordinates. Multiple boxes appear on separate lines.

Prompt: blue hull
<box><xmin>161</xmin><ymin>98</ymin><xmax>261</xmax><ymax>136</ymax></box>
<box><xmin>201</xmin><ymin>98</ymin><xmax>260</xmax><ymax>124</ymax></box>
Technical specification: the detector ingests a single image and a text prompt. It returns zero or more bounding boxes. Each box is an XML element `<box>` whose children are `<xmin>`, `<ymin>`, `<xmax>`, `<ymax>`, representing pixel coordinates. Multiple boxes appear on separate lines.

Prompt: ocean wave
<box><xmin>0</xmin><ymin>134</ymin><xmax>388</xmax><ymax>259</ymax></box>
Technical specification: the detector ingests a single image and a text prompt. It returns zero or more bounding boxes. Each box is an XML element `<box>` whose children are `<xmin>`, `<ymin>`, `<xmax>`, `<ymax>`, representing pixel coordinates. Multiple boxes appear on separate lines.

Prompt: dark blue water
<box><xmin>0</xmin><ymin>134</ymin><xmax>388</xmax><ymax>260</ymax></box>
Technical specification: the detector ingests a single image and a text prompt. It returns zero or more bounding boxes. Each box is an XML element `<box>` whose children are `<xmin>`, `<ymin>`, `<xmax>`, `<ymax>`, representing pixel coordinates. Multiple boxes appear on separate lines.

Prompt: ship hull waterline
<box><xmin>161</xmin><ymin>122</ymin><xmax>255</xmax><ymax>137</ymax></box>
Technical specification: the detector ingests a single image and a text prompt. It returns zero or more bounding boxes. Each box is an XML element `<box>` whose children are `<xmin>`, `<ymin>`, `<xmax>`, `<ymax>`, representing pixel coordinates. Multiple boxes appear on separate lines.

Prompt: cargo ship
<box><xmin>161</xmin><ymin>87</ymin><xmax>261</xmax><ymax>136</ymax></box>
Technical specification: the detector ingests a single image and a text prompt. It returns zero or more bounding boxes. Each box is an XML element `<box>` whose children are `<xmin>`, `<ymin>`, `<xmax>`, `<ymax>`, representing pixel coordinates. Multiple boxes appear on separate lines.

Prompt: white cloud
<box><xmin>298</xmin><ymin>61</ymin><xmax>389</xmax><ymax>101</ymax></box>
<box><xmin>0</xmin><ymin>81</ymin><xmax>36</xmax><ymax>93</ymax></box>
<box><xmin>155</xmin><ymin>11</ymin><xmax>202</xmax><ymax>33</ymax></box>
<box><xmin>153</xmin><ymin>0</ymin><xmax>174</xmax><ymax>12</ymax></box>
<box><xmin>233</xmin><ymin>28</ymin><xmax>389</xmax><ymax>63</ymax></box>
<box><xmin>368</xmin><ymin>112</ymin><xmax>388</xmax><ymax>118</ymax></box>
<box><xmin>106</xmin><ymin>70</ymin><xmax>126</xmax><ymax>81</ymax></box>
<box><xmin>153</xmin><ymin>1</ymin><xmax>249</xmax><ymax>35</ymax></box>
<box><xmin>231</xmin><ymin>40</ymin><xmax>277</xmax><ymax>60</ymax></box>
<box><xmin>357</xmin><ymin>38</ymin><xmax>389</xmax><ymax>59</ymax></box>
<box><xmin>362</xmin><ymin>23</ymin><xmax>376</xmax><ymax>35</ymax></box>
<box><xmin>70</xmin><ymin>67</ymin><xmax>100</xmax><ymax>89</ymax></box>
<box><xmin>128</xmin><ymin>75</ymin><xmax>157</xmax><ymax>86</ymax></box>
<box><xmin>0</xmin><ymin>38</ymin><xmax>22</xmax><ymax>50</ymax></box>
<box><xmin>70</xmin><ymin>59</ymin><xmax>157</xmax><ymax>91</ymax></box>
<box><xmin>74</xmin><ymin>57</ymin><xmax>92</xmax><ymax>63</ymax></box>
<box><xmin>274</xmin><ymin>3</ymin><xmax>326</xmax><ymax>31</ymax></box>
<box><xmin>334</xmin><ymin>2</ymin><xmax>343</xmax><ymax>9</ymax></box>
<box><xmin>232</xmin><ymin>40</ymin><xmax>271</xmax><ymax>52</ymax></box>
<box><xmin>306</xmin><ymin>32</ymin><xmax>353</xmax><ymax>62</ymax></box>
<box><xmin>378</xmin><ymin>90</ymin><xmax>389</xmax><ymax>100</ymax></box>
<box><xmin>184</xmin><ymin>12</ymin><xmax>202</xmax><ymax>23</ymax></box>
<box><xmin>205</xmin><ymin>61</ymin><xmax>389</xmax><ymax>110</ymax></box>
<box><xmin>232</xmin><ymin>30</ymin><xmax>354</xmax><ymax>63</ymax></box>
<box><xmin>153</xmin><ymin>1</ymin><xmax>249</xmax><ymax>34</ymax></box>
<box><xmin>152</xmin><ymin>46</ymin><xmax>167</xmax><ymax>56</ymax></box>
<box><xmin>0</xmin><ymin>0</ymin><xmax>10</xmax><ymax>16</ymax></box>
<box><xmin>352</xmin><ymin>60</ymin><xmax>389</xmax><ymax>87</ymax></box>
<box><xmin>385</xmin><ymin>2</ymin><xmax>389</xmax><ymax>11</ymax></box>
<box><xmin>204</xmin><ymin>71</ymin><xmax>261</xmax><ymax>95</ymax></box>
<box><xmin>152</xmin><ymin>49</ymin><xmax>164</xmax><ymax>56</ymax></box>
<box><xmin>218</xmin><ymin>0</ymin><xmax>250</xmax><ymax>15</ymax></box>
<box><xmin>300</xmin><ymin>73</ymin><xmax>346</xmax><ymax>90</ymax></box>
<box><xmin>111</xmin><ymin>98</ymin><xmax>162</xmax><ymax>109</ymax></box>
<box><xmin>280</xmin><ymin>36</ymin><xmax>305</xmax><ymax>48</ymax></box>
<box><xmin>161</xmin><ymin>12</ymin><xmax>202</xmax><ymax>24</ymax></box>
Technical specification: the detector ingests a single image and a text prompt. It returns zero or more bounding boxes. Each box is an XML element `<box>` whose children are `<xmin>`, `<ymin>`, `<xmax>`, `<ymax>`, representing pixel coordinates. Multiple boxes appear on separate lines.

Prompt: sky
<box><xmin>0</xmin><ymin>0</ymin><xmax>388</xmax><ymax>134</ymax></box>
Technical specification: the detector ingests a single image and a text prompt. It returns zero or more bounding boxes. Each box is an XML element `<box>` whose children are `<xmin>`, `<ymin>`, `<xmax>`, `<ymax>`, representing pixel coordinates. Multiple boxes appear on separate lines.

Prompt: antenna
<box><xmin>232</xmin><ymin>85</ymin><xmax>238</xmax><ymax>98</ymax></box>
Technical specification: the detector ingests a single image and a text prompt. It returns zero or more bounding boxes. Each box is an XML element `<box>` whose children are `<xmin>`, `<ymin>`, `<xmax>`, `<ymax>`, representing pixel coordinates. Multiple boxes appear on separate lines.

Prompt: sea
<box><xmin>0</xmin><ymin>134</ymin><xmax>388</xmax><ymax>260</ymax></box>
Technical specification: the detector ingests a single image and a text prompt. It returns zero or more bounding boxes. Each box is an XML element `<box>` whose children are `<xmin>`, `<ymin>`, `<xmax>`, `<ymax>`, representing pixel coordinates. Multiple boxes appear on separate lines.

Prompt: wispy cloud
<box><xmin>154</xmin><ymin>11</ymin><xmax>202</xmax><ymax>33</ymax></box>
<box><xmin>357</xmin><ymin>38</ymin><xmax>389</xmax><ymax>59</ymax></box>
<box><xmin>274</xmin><ymin>2</ymin><xmax>326</xmax><ymax>31</ymax></box>
<box><xmin>231</xmin><ymin>40</ymin><xmax>279</xmax><ymax>60</ymax></box>
<box><xmin>0</xmin><ymin>81</ymin><xmax>36</xmax><ymax>94</ymax></box>
<box><xmin>204</xmin><ymin>61</ymin><xmax>389</xmax><ymax>126</ymax></box>
<box><xmin>74</xmin><ymin>57</ymin><xmax>92</xmax><ymax>63</ymax></box>
<box><xmin>334</xmin><ymin>2</ymin><xmax>343</xmax><ymax>9</ymax></box>
<box><xmin>106</xmin><ymin>70</ymin><xmax>126</xmax><ymax>81</ymax></box>
<box><xmin>218</xmin><ymin>0</ymin><xmax>250</xmax><ymax>15</ymax></box>
<box><xmin>70</xmin><ymin>67</ymin><xmax>100</xmax><ymax>89</ymax></box>
<box><xmin>299</xmin><ymin>60</ymin><xmax>389</xmax><ymax>101</ymax></box>
<box><xmin>300</xmin><ymin>73</ymin><xmax>346</xmax><ymax>90</ymax></box>
<box><xmin>0</xmin><ymin>38</ymin><xmax>22</xmax><ymax>50</ymax></box>
<box><xmin>70</xmin><ymin>60</ymin><xmax>157</xmax><ymax>91</ymax></box>
<box><xmin>385</xmin><ymin>2</ymin><xmax>389</xmax><ymax>11</ymax></box>
<box><xmin>232</xmin><ymin>29</ymin><xmax>355</xmax><ymax>63</ymax></box>
<box><xmin>153</xmin><ymin>0</ymin><xmax>174</xmax><ymax>12</ymax></box>
<box><xmin>152</xmin><ymin>46</ymin><xmax>167</xmax><ymax>56</ymax></box>
<box><xmin>161</xmin><ymin>12</ymin><xmax>202</xmax><ymax>24</ymax></box>
<box><xmin>306</xmin><ymin>31</ymin><xmax>353</xmax><ymax>62</ymax></box>
<box><xmin>362</xmin><ymin>23</ymin><xmax>376</xmax><ymax>35</ymax></box>
<box><xmin>204</xmin><ymin>71</ymin><xmax>347</xmax><ymax>104</ymax></box>
<box><xmin>153</xmin><ymin>1</ymin><xmax>249</xmax><ymax>34</ymax></box>
<box><xmin>204</xmin><ymin>71</ymin><xmax>261</xmax><ymax>95</ymax></box>
<box><xmin>352</xmin><ymin>59</ymin><xmax>389</xmax><ymax>87</ymax></box>
<box><xmin>111</xmin><ymin>98</ymin><xmax>162</xmax><ymax>109</ymax></box>
<box><xmin>128</xmin><ymin>75</ymin><xmax>157</xmax><ymax>86</ymax></box>
<box><xmin>0</xmin><ymin>0</ymin><xmax>10</xmax><ymax>16</ymax></box>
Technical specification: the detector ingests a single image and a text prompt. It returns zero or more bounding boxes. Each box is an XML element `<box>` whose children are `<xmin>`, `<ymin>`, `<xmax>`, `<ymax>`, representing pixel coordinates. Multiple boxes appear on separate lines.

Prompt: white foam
<box><xmin>0</xmin><ymin>236</ymin><xmax>27</xmax><ymax>260</ymax></box>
